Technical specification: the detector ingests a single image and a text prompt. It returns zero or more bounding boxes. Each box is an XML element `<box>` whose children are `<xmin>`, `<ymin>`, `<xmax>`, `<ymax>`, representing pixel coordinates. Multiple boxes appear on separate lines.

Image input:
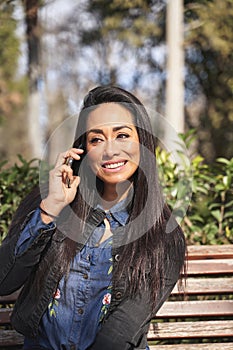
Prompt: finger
<box><xmin>55</xmin><ymin>148</ymin><xmax>85</xmax><ymax>167</ymax></box>
<box><xmin>50</xmin><ymin>164</ymin><xmax>73</xmax><ymax>182</ymax></box>
<box><xmin>61</xmin><ymin>165</ymin><xmax>74</xmax><ymax>183</ymax></box>
<box><xmin>63</xmin><ymin>170</ymin><xmax>74</xmax><ymax>188</ymax></box>
<box><xmin>69</xmin><ymin>147</ymin><xmax>85</xmax><ymax>155</ymax></box>
<box><xmin>69</xmin><ymin>175</ymin><xmax>80</xmax><ymax>188</ymax></box>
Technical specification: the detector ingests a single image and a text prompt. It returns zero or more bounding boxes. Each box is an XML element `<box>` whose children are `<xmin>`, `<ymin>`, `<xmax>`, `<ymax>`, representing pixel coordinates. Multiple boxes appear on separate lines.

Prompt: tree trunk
<box><xmin>23</xmin><ymin>0</ymin><xmax>43</xmax><ymax>159</ymax></box>
<box><xmin>165</xmin><ymin>0</ymin><xmax>184</xmax><ymax>148</ymax></box>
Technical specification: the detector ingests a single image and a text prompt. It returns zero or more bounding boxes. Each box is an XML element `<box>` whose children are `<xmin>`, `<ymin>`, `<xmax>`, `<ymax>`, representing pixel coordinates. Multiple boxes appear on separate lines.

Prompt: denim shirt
<box><xmin>15</xmin><ymin>201</ymin><xmax>150</xmax><ymax>350</ymax></box>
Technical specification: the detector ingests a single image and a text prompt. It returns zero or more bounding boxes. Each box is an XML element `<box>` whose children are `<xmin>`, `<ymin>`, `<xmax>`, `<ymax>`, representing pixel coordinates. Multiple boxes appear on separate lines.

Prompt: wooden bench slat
<box><xmin>149</xmin><ymin>343</ymin><xmax>233</xmax><ymax>350</ymax></box>
<box><xmin>0</xmin><ymin>290</ymin><xmax>20</xmax><ymax>304</ymax></box>
<box><xmin>172</xmin><ymin>277</ymin><xmax>233</xmax><ymax>294</ymax></box>
<box><xmin>0</xmin><ymin>329</ymin><xmax>24</xmax><ymax>346</ymax></box>
<box><xmin>157</xmin><ymin>300</ymin><xmax>233</xmax><ymax>318</ymax></box>
<box><xmin>148</xmin><ymin>320</ymin><xmax>233</xmax><ymax>339</ymax></box>
<box><xmin>187</xmin><ymin>245</ymin><xmax>233</xmax><ymax>260</ymax></box>
<box><xmin>0</xmin><ymin>308</ymin><xmax>12</xmax><ymax>324</ymax></box>
<box><xmin>187</xmin><ymin>259</ymin><xmax>233</xmax><ymax>275</ymax></box>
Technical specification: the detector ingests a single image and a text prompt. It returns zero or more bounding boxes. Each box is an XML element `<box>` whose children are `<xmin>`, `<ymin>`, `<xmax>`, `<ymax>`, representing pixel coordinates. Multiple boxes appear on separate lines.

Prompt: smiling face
<box><xmin>86</xmin><ymin>103</ymin><xmax>140</xmax><ymax>187</ymax></box>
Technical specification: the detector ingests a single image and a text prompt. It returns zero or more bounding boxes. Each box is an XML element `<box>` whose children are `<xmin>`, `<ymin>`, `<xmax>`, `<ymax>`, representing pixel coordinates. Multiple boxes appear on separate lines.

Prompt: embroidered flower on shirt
<box><xmin>53</xmin><ymin>288</ymin><xmax>61</xmax><ymax>299</ymax></box>
<box><xmin>102</xmin><ymin>292</ymin><xmax>111</xmax><ymax>305</ymax></box>
<box><xmin>99</xmin><ymin>289</ymin><xmax>112</xmax><ymax>323</ymax></box>
<box><xmin>48</xmin><ymin>288</ymin><xmax>61</xmax><ymax>317</ymax></box>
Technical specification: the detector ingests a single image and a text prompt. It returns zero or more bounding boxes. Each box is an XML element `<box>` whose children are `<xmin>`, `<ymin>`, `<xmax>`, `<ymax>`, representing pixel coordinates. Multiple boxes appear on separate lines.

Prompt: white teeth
<box><xmin>104</xmin><ymin>162</ymin><xmax>125</xmax><ymax>169</ymax></box>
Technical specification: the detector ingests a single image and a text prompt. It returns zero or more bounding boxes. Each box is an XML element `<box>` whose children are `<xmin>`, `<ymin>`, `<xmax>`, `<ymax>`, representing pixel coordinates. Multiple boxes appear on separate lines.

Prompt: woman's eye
<box><xmin>117</xmin><ymin>133</ymin><xmax>130</xmax><ymax>139</ymax></box>
<box><xmin>89</xmin><ymin>137</ymin><xmax>103</xmax><ymax>144</ymax></box>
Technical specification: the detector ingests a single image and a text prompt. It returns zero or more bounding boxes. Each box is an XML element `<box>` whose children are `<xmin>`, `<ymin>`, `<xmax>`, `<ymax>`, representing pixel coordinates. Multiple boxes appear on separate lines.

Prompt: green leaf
<box><xmin>223</xmin><ymin>175</ymin><xmax>231</xmax><ymax>188</ymax></box>
<box><xmin>0</xmin><ymin>204</ymin><xmax>11</xmax><ymax>215</ymax></box>
<box><xmin>189</xmin><ymin>215</ymin><xmax>205</xmax><ymax>223</ymax></box>
<box><xmin>192</xmin><ymin>155</ymin><xmax>204</xmax><ymax>166</ymax></box>
<box><xmin>209</xmin><ymin>203</ymin><xmax>221</xmax><ymax>210</ymax></box>
<box><xmin>225</xmin><ymin>200</ymin><xmax>233</xmax><ymax>208</ymax></box>
<box><xmin>211</xmin><ymin>210</ymin><xmax>221</xmax><ymax>222</ymax></box>
<box><xmin>215</xmin><ymin>184</ymin><xmax>226</xmax><ymax>192</ymax></box>
<box><xmin>224</xmin><ymin>212</ymin><xmax>233</xmax><ymax>219</ymax></box>
<box><xmin>216</xmin><ymin>158</ymin><xmax>230</xmax><ymax>165</ymax></box>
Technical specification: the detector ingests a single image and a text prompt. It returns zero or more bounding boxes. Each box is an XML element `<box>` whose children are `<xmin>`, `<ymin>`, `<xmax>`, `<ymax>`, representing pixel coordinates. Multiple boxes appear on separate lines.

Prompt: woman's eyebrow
<box><xmin>87</xmin><ymin>125</ymin><xmax>133</xmax><ymax>135</ymax></box>
<box><xmin>87</xmin><ymin>128</ymin><xmax>104</xmax><ymax>135</ymax></box>
<box><xmin>113</xmin><ymin>125</ymin><xmax>133</xmax><ymax>132</ymax></box>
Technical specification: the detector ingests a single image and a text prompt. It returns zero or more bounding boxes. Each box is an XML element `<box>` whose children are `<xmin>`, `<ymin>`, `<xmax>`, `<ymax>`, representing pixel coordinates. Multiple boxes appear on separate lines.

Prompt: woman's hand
<box><xmin>40</xmin><ymin>147</ymin><xmax>84</xmax><ymax>222</ymax></box>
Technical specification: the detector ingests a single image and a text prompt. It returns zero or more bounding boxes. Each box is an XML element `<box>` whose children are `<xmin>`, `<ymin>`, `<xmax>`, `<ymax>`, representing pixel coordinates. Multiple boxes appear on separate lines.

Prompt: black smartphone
<box><xmin>65</xmin><ymin>144</ymin><xmax>86</xmax><ymax>187</ymax></box>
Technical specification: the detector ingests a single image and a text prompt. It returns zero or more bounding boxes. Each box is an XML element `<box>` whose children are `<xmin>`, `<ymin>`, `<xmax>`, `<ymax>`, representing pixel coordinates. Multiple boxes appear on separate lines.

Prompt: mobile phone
<box><xmin>65</xmin><ymin>144</ymin><xmax>85</xmax><ymax>187</ymax></box>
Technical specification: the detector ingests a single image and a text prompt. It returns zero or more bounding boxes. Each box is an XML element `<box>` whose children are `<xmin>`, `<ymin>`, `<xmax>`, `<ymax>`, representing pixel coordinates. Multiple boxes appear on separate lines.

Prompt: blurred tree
<box><xmin>23</xmin><ymin>0</ymin><xmax>44</xmax><ymax>159</ymax></box>
<box><xmin>80</xmin><ymin>0</ymin><xmax>166</xmax><ymax>99</ymax></box>
<box><xmin>43</xmin><ymin>0</ymin><xmax>166</xmax><ymax>109</ymax></box>
<box><xmin>0</xmin><ymin>0</ymin><xmax>28</xmax><ymax>162</ymax></box>
<box><xmin>0</xmin><ymin>0</ymin><xmax>23</xmax><ymax>123</ymax></box>
<box><xmin>184</xmin><ymin>0</ymin><xmax>233</xmax><ymax>161</ymax></box>
<box><xmin>75</xmin><ymin>0</ymin><xmax>233</xmax><ymax>161</ymax></box>
<box><xmin>1</xmin><ymin>0</ymin><xmax>232</xmax><ymax>164</ymax></box>
<box><xmin>1</xmin><ymin>0</ymin><xmax>48</xmax><ymax>163</ymax></box>
<box><xmin>165</xmin><ymin>0</ymin><xmax>185</xmax><ymax>143</ymax></box>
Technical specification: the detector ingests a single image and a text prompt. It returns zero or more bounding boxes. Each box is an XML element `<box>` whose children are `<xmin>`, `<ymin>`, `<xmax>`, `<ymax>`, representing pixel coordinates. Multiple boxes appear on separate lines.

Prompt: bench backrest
<box><xmin>0</xmin><ymin>290</ymin><xmax>23</xmax><ymax>348</ymax></box>
<box><xmin>148</xmin><ymin>244</ymin><xmax>233</xmax><ymax>349</ymax></box>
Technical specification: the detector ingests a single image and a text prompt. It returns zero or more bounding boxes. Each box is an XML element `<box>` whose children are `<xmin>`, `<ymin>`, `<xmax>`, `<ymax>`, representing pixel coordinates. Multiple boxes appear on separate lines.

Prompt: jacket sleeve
<box><xmin>0</xmin><ymin>186</ymin><xmax>56</xmax><ymax>295</ymax></box>
<box><xmin>14</xmin><ymin>208</ymin><xmax>55</xmax><ymax>256</ymax></box>
<box><xmin>88</xmin><ymin>261</ymin><xmax>180</xmax><ymax>350</ymax></box>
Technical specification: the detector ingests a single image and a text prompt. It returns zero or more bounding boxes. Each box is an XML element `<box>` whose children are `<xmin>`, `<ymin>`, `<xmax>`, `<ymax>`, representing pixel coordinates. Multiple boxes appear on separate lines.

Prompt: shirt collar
<box><xmin>95</xmin><ymin>193</ymin><xmax>132</xmax><ymax>227</ymax></box>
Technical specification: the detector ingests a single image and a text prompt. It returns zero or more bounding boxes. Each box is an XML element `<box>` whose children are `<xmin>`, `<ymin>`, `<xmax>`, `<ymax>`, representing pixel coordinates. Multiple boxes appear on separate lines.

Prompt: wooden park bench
<box><xmin>148</xmin><ymin>244</ymin><xmax>233</xmax><ymax>350</ymax></box>
<box><xmin>0</xmin><ymin>244</ymin><xmax>232</xmax><ymax>349</ymax></box>
<box><xmin>0</xmin><ymin>290</ymin><xmax>23</xmax><ymax>348</ymax></box>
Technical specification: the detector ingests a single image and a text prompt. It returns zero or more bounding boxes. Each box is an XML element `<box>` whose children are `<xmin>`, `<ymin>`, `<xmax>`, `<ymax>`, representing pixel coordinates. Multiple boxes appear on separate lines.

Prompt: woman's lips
<box><xmin>102</xmin><ymin>160</ymin><xmax>127</xmax><ymax>171</ymax></box>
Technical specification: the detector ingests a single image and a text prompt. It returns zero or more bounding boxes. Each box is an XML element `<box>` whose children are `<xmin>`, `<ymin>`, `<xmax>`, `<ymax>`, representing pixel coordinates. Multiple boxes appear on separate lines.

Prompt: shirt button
<box><xmin>83</xmin><ymin>273</ymin><xmax>88</xmax><ymax>279</ymax></box>
<box><xmin>78</xmin><ymin>308</ymin><xmax>84</xmax><ymax>315</ymax></box>
<box><xmin>114</xmin><ymin>254</ymin><xmax>120</xmax><ymax>262</ymax></box>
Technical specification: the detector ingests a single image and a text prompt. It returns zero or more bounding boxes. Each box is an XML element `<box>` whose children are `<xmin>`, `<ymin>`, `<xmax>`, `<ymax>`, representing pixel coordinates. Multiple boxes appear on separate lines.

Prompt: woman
<box><xmin>0</xmin><ymin>86</ymin><xmax>186</xmax><ymax>350</ymax></box>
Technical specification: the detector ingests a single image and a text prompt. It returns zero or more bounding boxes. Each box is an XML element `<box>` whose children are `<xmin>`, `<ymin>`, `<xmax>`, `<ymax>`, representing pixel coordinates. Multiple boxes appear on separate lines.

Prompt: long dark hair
<box><xmin>63</xmin><ymin>86</ymin><xmax>186</xmax><ymax>307</ymax></box>
<box><xmin>8</xmin><ymin>85</ymin><xmax>186</xmax><ymax>310</ymax></box>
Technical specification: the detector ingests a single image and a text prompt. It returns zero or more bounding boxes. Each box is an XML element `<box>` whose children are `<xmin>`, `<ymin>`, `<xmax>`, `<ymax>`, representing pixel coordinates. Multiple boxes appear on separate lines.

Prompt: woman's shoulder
<box><xmin>8</xmin><ymin>184</ymin><xmax>47</xmax><ymax>236</ymax></box>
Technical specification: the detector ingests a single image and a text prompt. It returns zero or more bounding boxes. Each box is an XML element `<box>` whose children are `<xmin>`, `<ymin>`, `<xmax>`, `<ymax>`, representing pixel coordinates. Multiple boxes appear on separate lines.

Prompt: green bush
<box><xmin>0</xmin><ymin>134</ymin><xmax>232</xmax><ymax>245</ymax></box>
<box><xmin>157</xmin><ymin>131</ymin><xmax>233</xmax><ymax>245</ymax></box>
<box><xmin>0</xmin><ymin>155</ymin><xmax>39</xmax><ymax>244</ymax></box>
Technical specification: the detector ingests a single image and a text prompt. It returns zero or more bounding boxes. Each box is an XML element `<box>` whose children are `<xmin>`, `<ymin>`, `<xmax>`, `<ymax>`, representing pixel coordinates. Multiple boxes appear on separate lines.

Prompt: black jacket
<box><xmin>0</xmin><ymin>195</ymin><xmax>184</xmax><ymax>350</ymax></box>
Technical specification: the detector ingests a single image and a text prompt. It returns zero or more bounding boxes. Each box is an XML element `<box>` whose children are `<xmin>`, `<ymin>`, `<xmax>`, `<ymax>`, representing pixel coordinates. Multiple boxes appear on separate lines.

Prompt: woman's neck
<box><xmin>101</xmin><ymin>180</ymin><xmax>133</xmax><ymax>210</ymax></box>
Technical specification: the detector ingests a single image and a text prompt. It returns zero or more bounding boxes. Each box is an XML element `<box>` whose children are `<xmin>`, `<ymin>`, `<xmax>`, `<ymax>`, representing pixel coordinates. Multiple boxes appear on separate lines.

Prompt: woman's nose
<box><xmin>103</xmin><ymin>140</ymin><xmax>120</xmax><ymax>158</ymax></box>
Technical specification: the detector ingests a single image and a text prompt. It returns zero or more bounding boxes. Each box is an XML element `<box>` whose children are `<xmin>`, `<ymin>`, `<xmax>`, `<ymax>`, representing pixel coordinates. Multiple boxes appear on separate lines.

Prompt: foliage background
<box><xmin>0</xmin><ymin>0</ymin><xmax>232</xmax><ymax>245</ymax></box>
<box><xmin>1</xmin><ymin>136</ymin><xmax>232</xmax><ymax>245</ymax></box>
<box><xmin>0</xmin><ymin>0</ymin><xmax>232</xmax><ymax>164</ymax></box>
